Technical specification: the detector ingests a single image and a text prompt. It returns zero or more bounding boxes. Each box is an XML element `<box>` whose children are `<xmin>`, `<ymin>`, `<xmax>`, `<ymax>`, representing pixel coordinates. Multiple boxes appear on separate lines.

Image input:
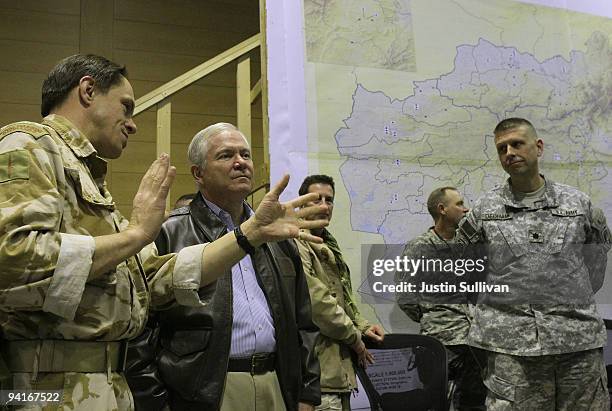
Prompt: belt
<box><xmin>227</xmin><ymin>353</ymin><xmax>275</xmax><ymax>375</ymax></box>
<box><xmin>1</xmin><ymin>340</ymin><xmax>128</xmax><ymax>373</ymax></box>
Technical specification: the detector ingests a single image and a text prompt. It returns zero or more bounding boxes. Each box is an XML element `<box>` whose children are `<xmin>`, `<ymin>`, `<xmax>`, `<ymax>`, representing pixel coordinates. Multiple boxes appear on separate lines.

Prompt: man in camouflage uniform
<box><xmin>296</xmin><ymin>175</ymin><xmax>385</xmax><ymax>411</ymax></box>
<box><xmin>0</xmin><ymin>54</ymin><xmax>327</xmax><ymax>410</ymax></box>
<box><xmin>456</xmin><ymin>118</ymin><xmax>611</xmax><ymax>410</ymax></box>
<box><xmin>397</xmin><ymin>186</ymin><xmax>486</xmax><ymax>410</ymax></box>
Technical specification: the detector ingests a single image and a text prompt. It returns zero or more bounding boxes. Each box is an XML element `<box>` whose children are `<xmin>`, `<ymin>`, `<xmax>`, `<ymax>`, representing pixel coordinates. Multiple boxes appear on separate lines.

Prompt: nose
<box><xmin>506</xmin><ymin>145</ymin><xmax>518</xmax><ymax>156</ymax></box>
<box><xmin>126</xmin><ymin>118</ymin><xmax>137</xmax><ymax>134</ymax></box>
<box><xmin>320</xmin><ymin>197</ymin><xmax>332</xmax><ymax>210</ymax></box>
<box><xmin>233</xmin><ymin>155</ymin><xmax>248</xmax><ymax>169</ymax></box>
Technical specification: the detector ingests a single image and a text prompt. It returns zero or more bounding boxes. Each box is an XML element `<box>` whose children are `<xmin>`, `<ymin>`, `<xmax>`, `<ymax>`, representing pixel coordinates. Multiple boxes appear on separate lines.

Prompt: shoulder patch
<box><xmin>457</xmin><ymin>217</ymin><xmax>479</xmax><ymax>243</ymax></box>
<box><xmin>0</xmin><ymin>122</ymin><xmax>49</xmax><ymax>140</ymax></box>
<box><xmin>0</xmin><ymin>149</ymin><xmax>29</xmax><ymax>183</ymax></box>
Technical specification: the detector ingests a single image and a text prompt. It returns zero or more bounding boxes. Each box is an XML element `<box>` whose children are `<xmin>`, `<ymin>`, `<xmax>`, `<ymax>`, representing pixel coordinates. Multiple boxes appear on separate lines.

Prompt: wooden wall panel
<box><xmin>0</xmin><ymin>40</ymin><xmax>76</xmax><ymax>74</ymax></box>
<box><xmin>115</xmin><ymin>49</ymin><xmax>260</xmax><ymax>87</ymax></box>
<box><xmin>0</xmin><ymin>72</ymin><xmax>47</xmax><ymax>105</ymax></box>
<box><xmin>0</xmin><ymin>9</ymin><xmax>79</xmax><ymax>45</ymax></box>
<box><xmin>0</xmin><ymin>103</ymin><xmax>40</xmax><ymax>125</ymax></box>
<box><xmin>111</xmin><ymin>171</ymin><xmax>144</xmax><ymax>214</ymax></box>
<box><xmin>0</xmin><ymin>0</ymin><xmax>265</xmax><ymax>217</ymax></box>
<box><xmin>80</xmin><ymin>0</ymin><xmax>114</xmax><ymax>57</ymax></box>
<box><xmin>129</xmin><ymin>112</ymin><xmax>262</xmax><ymax>145</ymax></box>
<box><xmin>115</xmin><ymin>0</ymin><xmax>258</xmax><ymax>32</ymax></box>
<box><xmin>114</xmin><ymin>20</ymin><xmax>254</xmax><ymax>57</ymax></box>
<box><xmin>130</xmin><ymin>80</ymin><xmax>262</xmax><ymax>118</ymax></box>
<box><xmin>0</xmin><ymin>0</ymin><xmax>79</xmax><ymax>15</ymax></box>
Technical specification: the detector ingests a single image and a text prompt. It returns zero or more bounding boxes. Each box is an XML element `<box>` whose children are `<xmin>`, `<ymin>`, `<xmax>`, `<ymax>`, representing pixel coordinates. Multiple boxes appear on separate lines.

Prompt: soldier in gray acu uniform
<box><xmin>456</xmin><ymin>118</ymin><xmax>611</xmax><ymax>410</ymax></box>
<box><xmin>397</xmin><ymin>187</ymin><xmax>486</xmax><ymax>410</ymax></box>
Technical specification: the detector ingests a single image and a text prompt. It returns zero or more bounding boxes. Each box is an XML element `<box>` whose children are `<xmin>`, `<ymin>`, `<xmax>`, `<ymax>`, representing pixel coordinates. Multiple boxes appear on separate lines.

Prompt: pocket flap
<box><xmin>65</xmin><ymin>166</ymin><xmax>114</xmax><ymax>209</ymax></box>
<box><xmin>485</xmin><ymin>374</ymin><xmax>515</xmax><ymax>402</ymax></box>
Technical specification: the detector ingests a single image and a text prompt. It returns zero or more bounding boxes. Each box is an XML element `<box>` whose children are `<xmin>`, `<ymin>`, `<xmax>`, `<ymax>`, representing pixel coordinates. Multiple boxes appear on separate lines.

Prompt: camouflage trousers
<box><xmin>3</xmin><ymin>372</ymin><xmax>133</xmax><ymax>411</ymax></box>
<box><xmin>484</xmin><ymin>348</ymin><xmax>609</xmax><ymax>411</ymax></box>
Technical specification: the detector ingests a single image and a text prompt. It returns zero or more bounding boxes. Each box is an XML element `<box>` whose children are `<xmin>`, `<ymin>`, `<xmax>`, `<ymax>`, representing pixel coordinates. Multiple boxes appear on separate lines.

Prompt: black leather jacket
<box><xmin>126</xmin><ymin>193</ymin><xmax>320</xmax><ymax>410</ymax></box>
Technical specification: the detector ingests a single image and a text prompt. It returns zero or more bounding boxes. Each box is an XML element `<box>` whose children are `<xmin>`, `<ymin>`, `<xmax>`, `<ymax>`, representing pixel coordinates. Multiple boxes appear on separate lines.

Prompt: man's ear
<box><xmin>536</xmin><ymin>139</ymin><xmax>544</xmax><ymax>157</ymax></box>
<box><xmin>78</xmin><ymin>76</ymin><xmax>96</xmax><ymax>108</ymax></box>
<box><xmin>191</xmin><ymin>165</ymin><xmax>204</xmax><ymax>184</ymax></box>
<box><xmin>437</xmin><ymin>202</ymin><xmax>446</xmax><ymax>216</ymax></box>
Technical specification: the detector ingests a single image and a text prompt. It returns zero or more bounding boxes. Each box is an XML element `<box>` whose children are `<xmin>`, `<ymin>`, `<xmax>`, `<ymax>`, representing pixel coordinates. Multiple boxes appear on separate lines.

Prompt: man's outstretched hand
<box><xmin>242</xmin><ymin>174</ymin><xmax>328</xmax><ymax>246</ymax></box>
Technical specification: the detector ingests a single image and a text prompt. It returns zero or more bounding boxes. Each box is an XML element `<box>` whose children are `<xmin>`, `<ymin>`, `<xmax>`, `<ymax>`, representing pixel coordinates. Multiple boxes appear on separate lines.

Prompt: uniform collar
<box><xmin>42</xmin><ymin>114</ymin><xmax>98</xmax><ymax>159</ymax></box>
<box><xmin>499</xmin><ymin>175</ymin><xmax>559</xmax><ymax>210</ymax></box>
<box><xmin>42</xmin><ymin>115</ymin><xmax>109</xmax><ymax>183</ymax></box>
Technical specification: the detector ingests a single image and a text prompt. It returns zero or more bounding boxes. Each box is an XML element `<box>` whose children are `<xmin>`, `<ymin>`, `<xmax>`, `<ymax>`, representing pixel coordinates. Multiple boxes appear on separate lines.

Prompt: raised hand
<box><xmin>242</xmin><ymin>174</ymin><xmax>328</xmax><ymax>245</ymax></box>
<box><xmin>127</xmin><ymin>153</ymin><xmax>176</xmax><ymax>246</ymax></box>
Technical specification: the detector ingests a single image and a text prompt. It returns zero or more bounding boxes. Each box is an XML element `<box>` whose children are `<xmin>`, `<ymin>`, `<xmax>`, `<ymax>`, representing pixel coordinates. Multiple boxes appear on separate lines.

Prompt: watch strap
<box><xmin>234</xmin><ymin>225</ymin><xmax>256</xmax><ymax>255</ymax></box>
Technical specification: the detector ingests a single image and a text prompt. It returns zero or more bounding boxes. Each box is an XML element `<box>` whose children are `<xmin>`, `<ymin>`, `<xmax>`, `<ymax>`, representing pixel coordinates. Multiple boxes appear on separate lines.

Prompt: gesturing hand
<box><xmin>242</xmin><ymin>174</ymin><xmax>329</xmax><ymax>245</ymax></box>
<box><xmin>127</xmin><ymin>153</ymin><xmax>176</xmax><ymax>246</ymax></box>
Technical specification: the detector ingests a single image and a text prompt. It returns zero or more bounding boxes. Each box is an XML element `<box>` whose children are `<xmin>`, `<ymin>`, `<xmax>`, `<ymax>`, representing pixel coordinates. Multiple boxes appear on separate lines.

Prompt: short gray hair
<box><xmin>187</xmin><ymin>122</ymin><xmax>248</xmax><ymax>169</ymax></box>
<box><xmin>427</xmin><ymin>186</ymin><xmax>458</xmax><ymax>221</ymax></box>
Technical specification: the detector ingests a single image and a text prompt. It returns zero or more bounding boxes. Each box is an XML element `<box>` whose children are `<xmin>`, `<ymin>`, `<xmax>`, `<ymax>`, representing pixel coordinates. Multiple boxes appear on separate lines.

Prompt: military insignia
<box><xmin>528</xmin><ymin>229</ymin><xmax>544</xmax><ymax>243</ymax></box>
<box><xmin>0</xmin><ymin>149</ymin><xmax>29</xmax><ymax>183</ymax></box>
<box><xmin>551</xmin><ymin>208</ymin><xmax>581</xmax><ymax>217</ymax></box>
<box><xmin>458</xmin><ymin>218</ymin><xmax>478</xmax><ymax>239</ymax></box>
<box><xmin>482</xmin><ymin>212</ymin><xmax>511</xmax><ymax>220</ymax></box>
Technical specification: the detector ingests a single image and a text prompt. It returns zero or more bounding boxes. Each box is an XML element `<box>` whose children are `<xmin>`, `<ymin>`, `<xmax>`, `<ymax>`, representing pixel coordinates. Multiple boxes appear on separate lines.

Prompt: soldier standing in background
<box><xmin>456</xmin><ymin>118</ymin><xmax>611</xmax><ymax>410</ymax></box>
<box><xmin>397</xmin><ymin>187</ymin><xmax>486</xmax><ymax>410</ymax></box>
<box><xmin>296</xmin><ymin>174</ymin><xmax>385</xmax><ymax>411</ymax></box>
<box><xmin>0</xmin><ymin>54</ymin><xmax>326</xmax><ymax>410</ymax></box>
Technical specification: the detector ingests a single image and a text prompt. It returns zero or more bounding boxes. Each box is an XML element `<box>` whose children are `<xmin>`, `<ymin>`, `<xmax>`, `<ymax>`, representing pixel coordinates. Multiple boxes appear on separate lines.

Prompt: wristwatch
<box><xmin>234</xmin><ymin>225</ymin><xmax>256</xmax><ymax>255</ymax></box>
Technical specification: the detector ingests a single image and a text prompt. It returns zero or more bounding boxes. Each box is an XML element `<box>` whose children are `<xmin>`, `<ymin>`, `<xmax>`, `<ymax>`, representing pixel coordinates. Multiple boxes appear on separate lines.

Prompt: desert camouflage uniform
<box><xmin>297</xmin><ymin>229</ymin><xmax>370</xmax><ymax>411</ymax></box>
<box><xmin>397</xmin><ymin>228</ymin><xmax>486</xmax><ymax>410</ymax></box>
<box><xmin>456</xmin><ymin>177</ymin><xmax>611</xmax><ymax>410</ymax></box>
<box><xmin>0</xmin><ymin>116</ymin><xmax>208</xmax><ymax>410</ymax></box>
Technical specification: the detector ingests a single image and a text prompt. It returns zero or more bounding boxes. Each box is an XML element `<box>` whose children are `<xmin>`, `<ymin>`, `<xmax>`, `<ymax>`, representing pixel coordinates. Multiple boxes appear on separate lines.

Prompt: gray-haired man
<box><xmin>127</xmin><ymin>123</ymin><xmax>321</xmax><ymax>411</ymax></box>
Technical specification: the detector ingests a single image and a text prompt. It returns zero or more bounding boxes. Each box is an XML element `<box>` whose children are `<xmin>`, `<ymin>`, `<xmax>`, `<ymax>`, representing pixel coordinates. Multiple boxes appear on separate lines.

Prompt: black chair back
<box><xmin>353</xmin><ymin>334</ymin><xmax>448</xmax><ymax>411</ymax></box>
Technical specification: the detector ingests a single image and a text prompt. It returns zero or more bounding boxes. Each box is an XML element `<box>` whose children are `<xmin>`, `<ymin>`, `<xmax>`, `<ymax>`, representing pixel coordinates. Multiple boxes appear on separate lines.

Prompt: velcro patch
<box><xmin>481</xmin><ymin>212</ymin><xmax>512</xmax><ymax>220</ymax></box>
<box><xmin>551</xmin><ymin>208</ymin><xmax>582</xmax><ymax>217</ymax></box>
<box><xmin>0</xmin><ymin>122</ymin><xmax>49</xmax><ymax>140</ymax></box>
<box><xmin>0</xmin><ymin>149</ymin><xmax>29</xmax><ymax>183</ymax></box>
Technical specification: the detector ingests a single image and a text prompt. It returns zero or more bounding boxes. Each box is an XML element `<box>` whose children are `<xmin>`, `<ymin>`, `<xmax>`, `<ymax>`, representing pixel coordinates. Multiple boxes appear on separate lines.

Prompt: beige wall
<box><xmin>0</xmin><ymin>0</ymin><xmax>264</xmax><ymax>216</ymax></box>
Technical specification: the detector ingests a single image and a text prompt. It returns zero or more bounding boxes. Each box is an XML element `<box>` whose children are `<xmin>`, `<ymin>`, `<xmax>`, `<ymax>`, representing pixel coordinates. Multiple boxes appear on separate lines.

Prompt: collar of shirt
<box><xmin>42</xmin><ymin>114</ymin><xmax>112</xmax><ymax>204</ymax></box>
<box><xmin>499</xmin><ymin>175</ymin><xmax>559</xmax><ymax>210</ymax></box>
<box><xmin>42</xmin><ymin>114</ymin><xmax>108</xmax><ymax>182</ymax></box>
<box><xmin>202</xmin><ymin>197</ymin><xmax>254</xmax><ymax>231</ymax></box>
